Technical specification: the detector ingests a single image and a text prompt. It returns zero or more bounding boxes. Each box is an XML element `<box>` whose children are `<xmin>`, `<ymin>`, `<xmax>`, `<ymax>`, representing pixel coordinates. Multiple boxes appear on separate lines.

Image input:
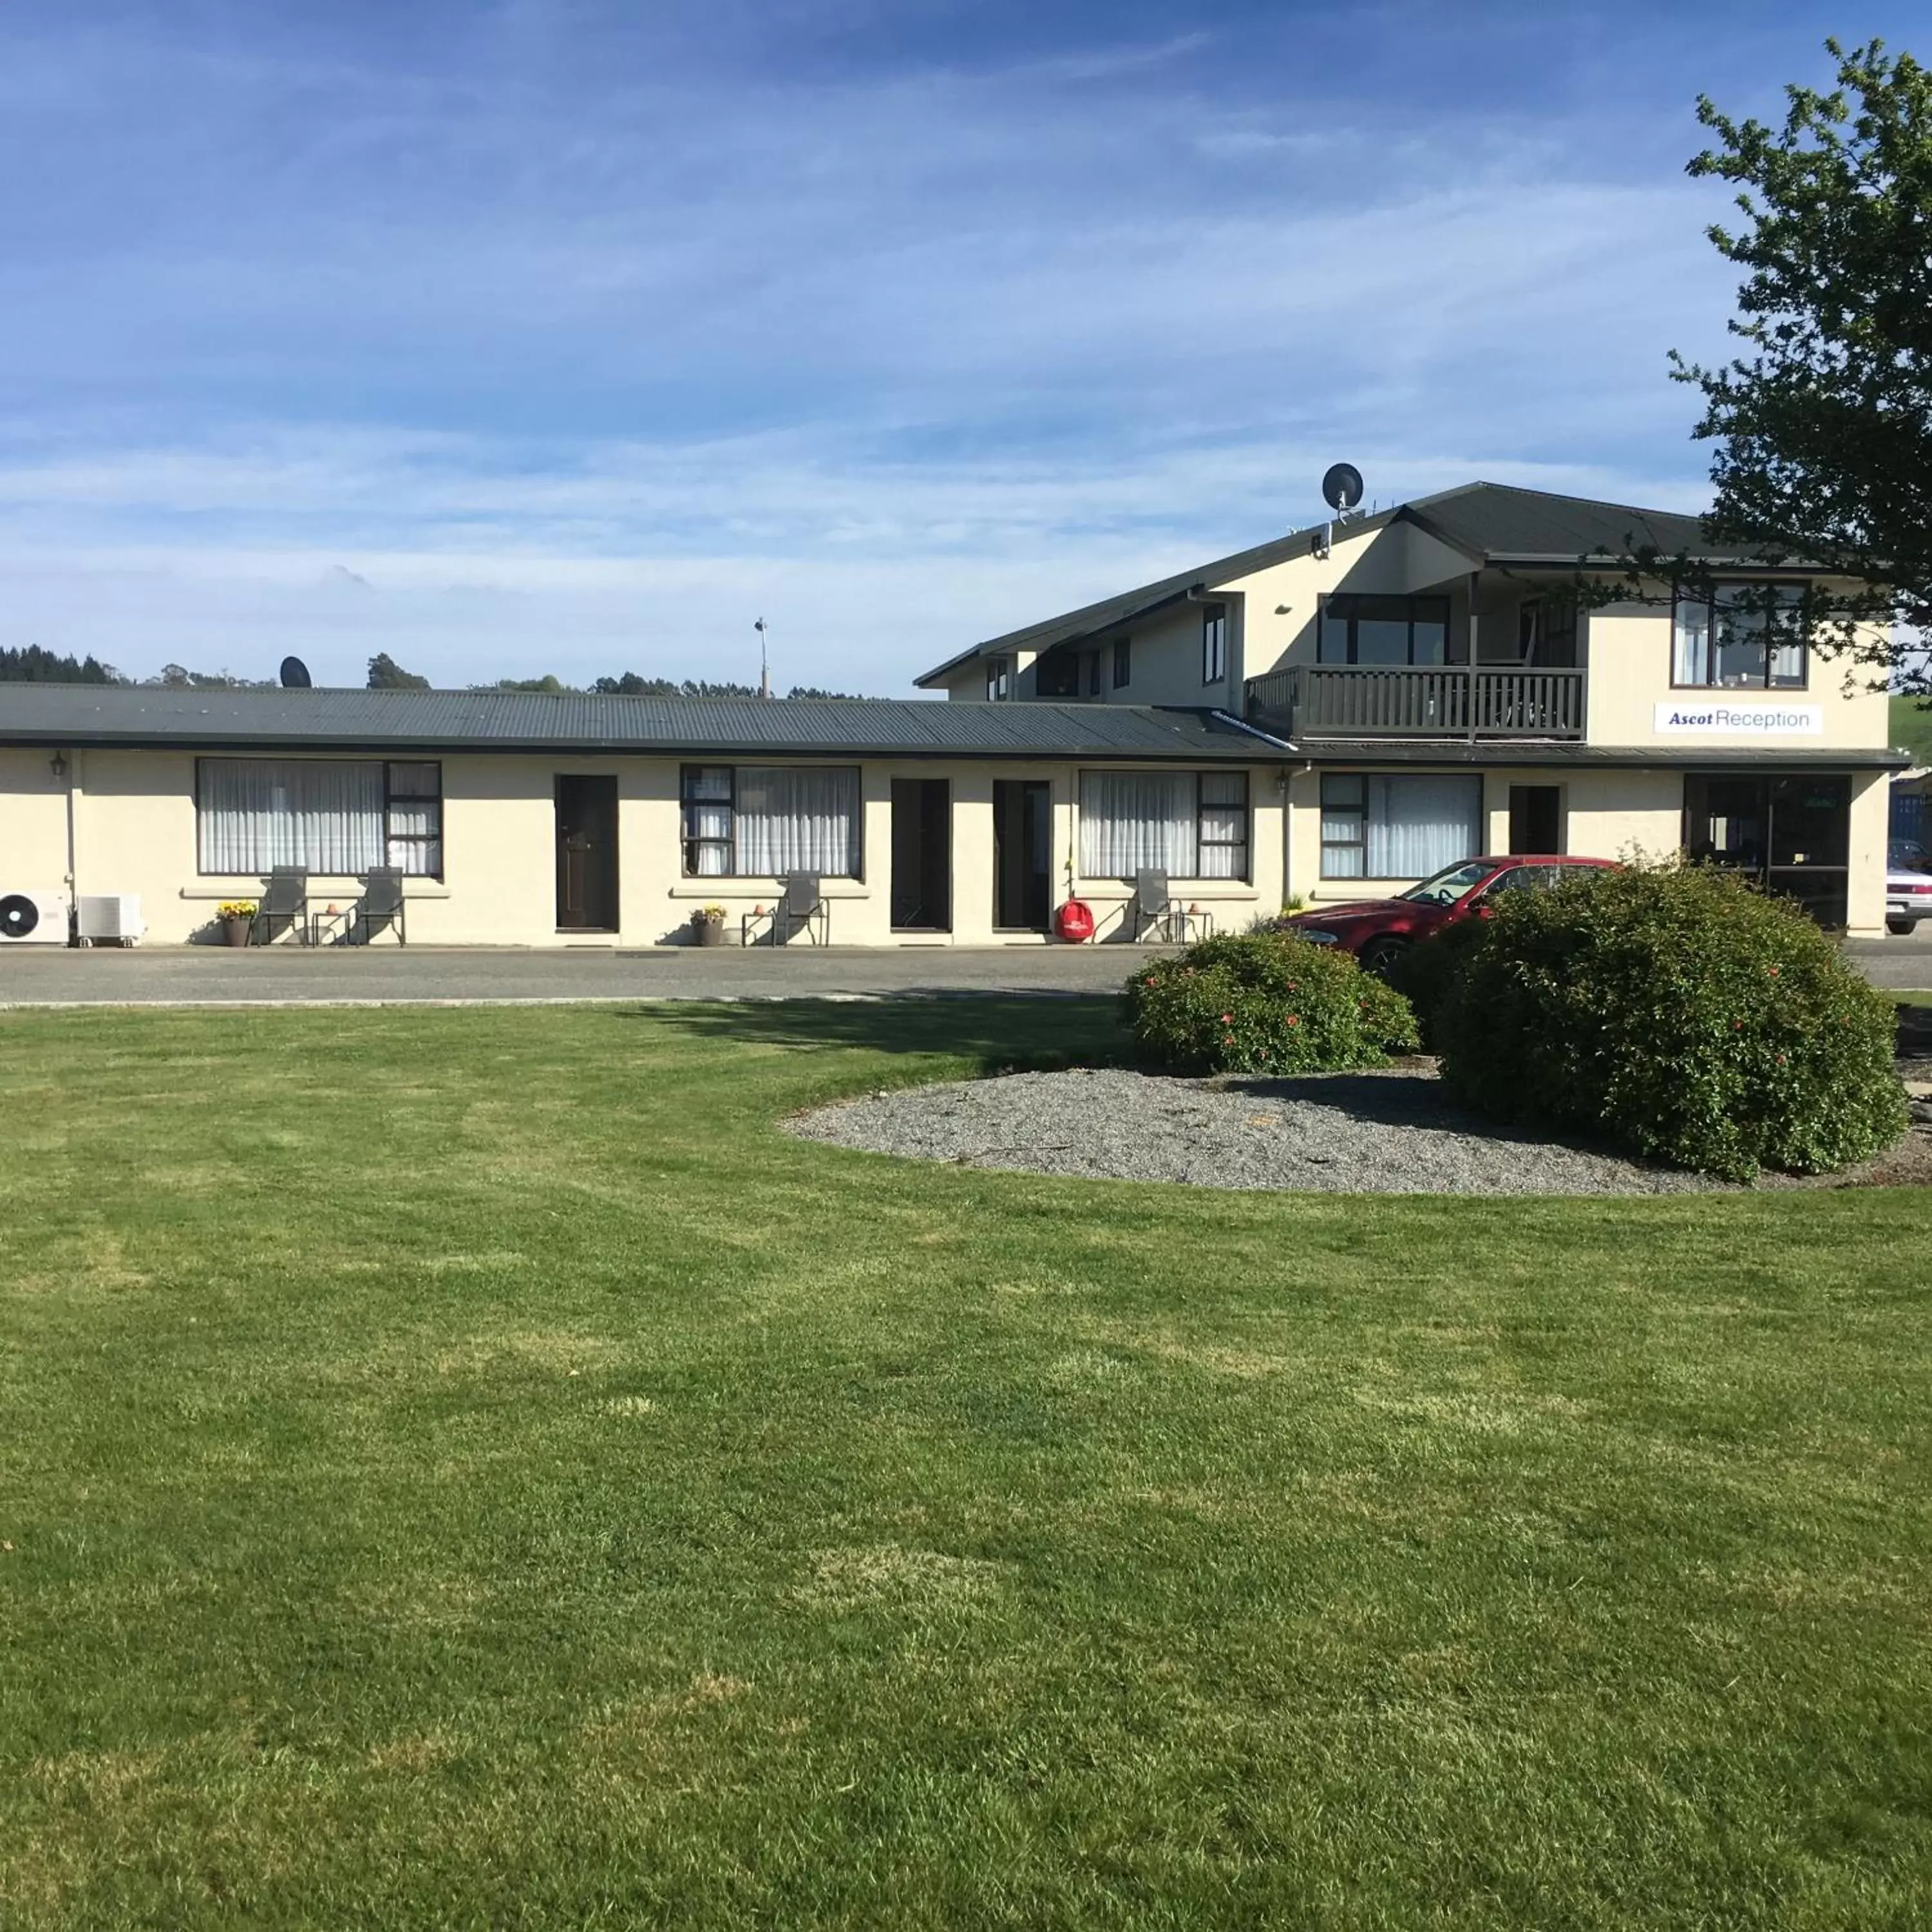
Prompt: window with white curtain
<box><xmin>1078</xmin><ymin>770</ymin><xmax>1249</xmax><ymax>880</ymax></box>
<box><xmin>1320</xmin><ymin>773</ymin><xmax>1482</xmax><ymax>878</ymax></box>
<box><xmin>196</xmin><ymin>759</ymin><xmax>444</xmax><ymax>876</ymax></box>
<box><xmin>680</xmin><ymin>764</ymin><xmax>861</xmax><ymax>877</ymax></box>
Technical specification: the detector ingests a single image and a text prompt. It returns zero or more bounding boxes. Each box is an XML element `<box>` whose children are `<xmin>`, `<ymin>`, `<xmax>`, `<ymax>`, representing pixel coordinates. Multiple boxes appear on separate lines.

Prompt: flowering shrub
<box><xmin>1433</xmin><ymin>860</ymin><xmax>1907</xmax><ymax>1179</ymax></box>
<box><xmin>1124</xmin><ymin>931</ymin><xmax>1419</xmax><ymax>1075</ymax></box>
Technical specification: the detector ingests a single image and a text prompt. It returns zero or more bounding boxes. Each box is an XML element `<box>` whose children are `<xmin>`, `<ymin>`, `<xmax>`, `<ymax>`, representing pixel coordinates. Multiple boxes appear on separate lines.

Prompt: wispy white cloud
<box><xmin>0</xmin><ymin>0</ymin><xmax>1867</xmax><ymax>688</ymax></box>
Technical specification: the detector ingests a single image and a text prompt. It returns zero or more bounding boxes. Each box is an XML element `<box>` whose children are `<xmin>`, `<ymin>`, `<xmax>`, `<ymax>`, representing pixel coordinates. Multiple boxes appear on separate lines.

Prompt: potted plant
<box><xmin>690</xmin><ymin>904</ymin><xmax>728</xmax><ymax>947</ymax></box>
<box><xmin>216</xmin><ymin>900</ymin><xmax>257</xmax><ymax>947</ymax></box>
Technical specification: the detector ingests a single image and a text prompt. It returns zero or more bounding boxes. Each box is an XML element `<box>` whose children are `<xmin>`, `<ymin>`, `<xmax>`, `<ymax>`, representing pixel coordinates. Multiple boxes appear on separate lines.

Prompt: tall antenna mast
<box><xmin>753</xmin><ymin>616</ymin><xmax>770</xmax><ymax>699</ymax></box>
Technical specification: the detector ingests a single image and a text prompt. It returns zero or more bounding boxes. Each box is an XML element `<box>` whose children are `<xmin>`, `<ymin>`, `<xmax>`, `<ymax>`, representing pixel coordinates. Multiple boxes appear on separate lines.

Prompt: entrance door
<box><xmin>1508</xmin><ymin>784</ymin><xmax>1562</xmax><ymax>855</ymax></box>
<box><xmin>992</xmin><ymin>780</ymin><xmax>1052</xmax><ymax>932</ymax></box>
<box><xmin>1683</xmin><ymin>772</ymin><xmax>1850</xmax><ymax>927</ymax></box>
<box><xmin>555</xmin><ymin>775</ymin><xmax>620</xmax><ymax>931</ymax></box>
<box><xmin>891</xmin><ymin>779</ymin><xmax>951</xmax><ymax>931</ymax></box>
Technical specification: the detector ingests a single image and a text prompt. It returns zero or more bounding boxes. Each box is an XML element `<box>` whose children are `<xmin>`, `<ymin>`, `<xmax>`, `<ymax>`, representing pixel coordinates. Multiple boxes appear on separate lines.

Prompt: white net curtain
<box><xmin>734</xmin><ymin>766</ymin><xmax>861</xmax><ymax>876</ymax></box>
<box><xmin>197</xmin><ymin>759</ymin><xmax>385</xmax><ymax>874</ymax></box>
<box><xmin>1077</xmin><ymin>770</ymin><xmax>1248</xmax><ymax>880</ymax></box>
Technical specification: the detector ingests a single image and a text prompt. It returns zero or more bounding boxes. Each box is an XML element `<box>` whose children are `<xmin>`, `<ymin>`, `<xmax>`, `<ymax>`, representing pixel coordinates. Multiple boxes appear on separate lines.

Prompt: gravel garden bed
<box><xmin>788</xmin><ymin>1062</ymin><xmax>1932</xmax><ymax>1195</ymax></box>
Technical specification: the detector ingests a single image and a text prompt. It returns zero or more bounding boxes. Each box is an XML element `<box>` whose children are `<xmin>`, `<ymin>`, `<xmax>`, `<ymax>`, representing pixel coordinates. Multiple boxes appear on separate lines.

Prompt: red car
<box><xmin>1280</xmin><ymin>855</ymin><xmax>1618</xmax><ymax>978</ymax></box>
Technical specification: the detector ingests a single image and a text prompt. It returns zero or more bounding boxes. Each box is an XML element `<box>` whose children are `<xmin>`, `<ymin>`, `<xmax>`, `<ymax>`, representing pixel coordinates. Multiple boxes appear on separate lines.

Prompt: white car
<box><xmin>1889</xmin><ymin>839</ymin><xmax>1932</xmax><ymax>935</ymax></box>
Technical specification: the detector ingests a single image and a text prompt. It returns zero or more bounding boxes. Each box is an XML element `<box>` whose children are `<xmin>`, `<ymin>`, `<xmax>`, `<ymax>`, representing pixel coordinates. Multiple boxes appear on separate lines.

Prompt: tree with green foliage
<box><xmin>0</xmin><ymin>644</ymin><xmax>125</xmax><ymax>684</ymax></box>
<box><xmin>367</xmin><ymin>653</ymin><xmax>430</xmax><ymax>690</ymax></box>
<box><xmin>1670</xmin><ymin>37</ymin><xmax>1932</xmax><ymax>693</ymax></box>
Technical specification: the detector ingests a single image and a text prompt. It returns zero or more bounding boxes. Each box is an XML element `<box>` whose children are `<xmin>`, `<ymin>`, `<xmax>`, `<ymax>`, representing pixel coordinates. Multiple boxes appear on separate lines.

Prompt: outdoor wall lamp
<box><xmin>49</xmin><ymin>752</ymin><xmax>68</xmax><ymax>780</ymax></box>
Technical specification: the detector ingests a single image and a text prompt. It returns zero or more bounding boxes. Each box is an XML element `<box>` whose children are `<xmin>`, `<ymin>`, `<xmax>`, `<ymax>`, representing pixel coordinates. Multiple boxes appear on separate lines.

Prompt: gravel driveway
<box><xmin>788</xmin><ymin>1065</ymin><xmax>1735</xmax><ymax>1196</ymax></box>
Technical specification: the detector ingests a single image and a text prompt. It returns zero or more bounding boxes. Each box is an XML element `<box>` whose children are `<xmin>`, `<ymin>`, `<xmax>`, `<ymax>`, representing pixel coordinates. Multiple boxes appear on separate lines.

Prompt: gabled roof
<box><xmin>915</xmin><ymin>482</ymin><xmax>1789</xmax><ymax>687</ymax></box>
<box><xmin>0</xmin><ymin>683</ymin><xmax>1274</xmax><ymax>761</ymax></box>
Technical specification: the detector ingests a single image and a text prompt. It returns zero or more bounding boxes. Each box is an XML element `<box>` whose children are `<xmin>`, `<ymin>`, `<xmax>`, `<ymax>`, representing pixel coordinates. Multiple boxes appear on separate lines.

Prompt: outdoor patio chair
<box><xmin>251</xmin><ymin>867</ymin><xmax>309</xmax><ymax>945</ymax></box>
<box><xmin>751</xmin><ymin>871</ymin><xmax>829</xmax><ymax>945</ymax></box>
<box><xmin>1131</xmin><ymin>869</ymin><xmax>1179</xmax><ymax>942</ymax></box>
<box><xmin>349</xmin><ymin>867</ymin><xmax>408</xmax><ymax>945</ymax></box>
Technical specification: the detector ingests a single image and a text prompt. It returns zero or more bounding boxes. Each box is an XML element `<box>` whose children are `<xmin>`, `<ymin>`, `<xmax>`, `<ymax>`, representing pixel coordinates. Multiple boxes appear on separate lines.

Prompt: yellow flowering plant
<box><xmin>216</xmin><ymin>900</ymin><xmax>258</xmax><ymax>922</ymax></box>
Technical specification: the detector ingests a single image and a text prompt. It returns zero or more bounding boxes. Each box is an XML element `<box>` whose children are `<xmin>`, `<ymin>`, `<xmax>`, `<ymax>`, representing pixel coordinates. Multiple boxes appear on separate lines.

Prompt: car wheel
<box><xmin>1359</xmin><ymin>936</ymin><xmax>1408</xmax><ymax>981</ymax></box>
<box><xmin>1888</xmin><ymin>917</ymin><xmax>1914</xmax><ymax>936</ymax></box>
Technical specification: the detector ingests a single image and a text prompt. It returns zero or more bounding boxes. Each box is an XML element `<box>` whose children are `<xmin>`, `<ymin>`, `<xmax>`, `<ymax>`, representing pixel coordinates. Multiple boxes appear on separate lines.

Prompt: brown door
<box><xmin>891</xmin><ymin>779</ymin><xmax>951</xmax><ymax>931</ymax></box>
<box><xmin>556</xmin><ymin>775</ymin><xmax>620</xmax><ymax>931</ymax></box>
<box><xmin>992</xmin><ymin>780</ymin><xmax>1052</xmax><ymax>931</ymax></box>
<box><xmin>1508</xmin><ymin>784</ymin><xmax>1562</xmax><ymax>855</ymax></box>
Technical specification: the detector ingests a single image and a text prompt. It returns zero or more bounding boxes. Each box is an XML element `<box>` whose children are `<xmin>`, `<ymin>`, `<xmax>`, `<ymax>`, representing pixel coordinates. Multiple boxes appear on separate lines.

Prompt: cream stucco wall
<box><xmin>1</xmin><ymin>746</ymin><xmax>1285</xmax><ymax>948</ymax></box>
<box><xmin>1584</xmin><ymin>605</ymin><xmax>1891</xmax><ymax>750</ymax></box>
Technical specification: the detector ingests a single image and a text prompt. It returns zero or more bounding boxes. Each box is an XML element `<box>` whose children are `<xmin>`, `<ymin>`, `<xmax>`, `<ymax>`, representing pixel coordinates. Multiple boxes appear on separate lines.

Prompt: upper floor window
<box><xmin>1672</xmin><ymin>583</ymin><xmax>1806</xmax><ymax>689</ymax></box>
<box><xmin>1036</xmin><ymin>651</ymin><xmax>1081</xmax><ymax>697</ymax></box>
<box><xmin>1087</xmin><ymin>650</ymin><xmax>1103</xmax><ymax>697</ymax></box>
<box><xmin>1517</xmin><ymin>597</ymin><xmax>1579</xmax><ymax>668</ymax></box>
<box><xmin>1201</xmin><ymin>603</ymin><xmax>1227</xmax><ymax>685</ymax></box>
<box><xmin>985</xmin><ymin>656</ymin><xmax>1012</xmax><ymax>701</ymax></box>
<box><xmin>1112</xmin><ymin>638</ymin><xmax>1132</xmax><ymax>688</ymax></box>
<box><xmin>681</xmin><ymin>764</ymin><xmax>861</xmax><ymax>878</ymax></box>
<box><xmin>196</xmin><ymin>758</ymin><xmax>443</xmax><ymax>877</ymax></box>
<box><xmin>1318</xmin><ymin>594</ymin><xmax>1450</xmax><ymax>667</ymax></box>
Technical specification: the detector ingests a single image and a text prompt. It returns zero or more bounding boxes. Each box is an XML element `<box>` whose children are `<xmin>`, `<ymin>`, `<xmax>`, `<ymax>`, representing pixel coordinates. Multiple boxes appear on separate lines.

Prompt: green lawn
<box><xmin>1891</xmin><ymin>693</ymin><xmax>1932</xmax><ymax>767</ymax></box>
<box><xmin>3</xmin><ymin>999</ymin><xmax>1929</xmax><ymax>1930</ymax></box>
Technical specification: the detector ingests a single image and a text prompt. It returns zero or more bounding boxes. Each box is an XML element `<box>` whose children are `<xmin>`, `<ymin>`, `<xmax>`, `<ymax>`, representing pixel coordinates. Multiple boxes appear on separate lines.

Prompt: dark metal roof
<box><xmin>0</xmin><ymin>683</ymin><xmax>1275</xmax><ymax>761</ymax></box>
<box><xmin>916</xmin><ymin>482</ymin><xmax>1812</xmax><ymax>686</ymax></box>
<box><xmin>1404</xmin><ymin>484</ymin><xmax>1732</xmax><ymax>567</ymax></box>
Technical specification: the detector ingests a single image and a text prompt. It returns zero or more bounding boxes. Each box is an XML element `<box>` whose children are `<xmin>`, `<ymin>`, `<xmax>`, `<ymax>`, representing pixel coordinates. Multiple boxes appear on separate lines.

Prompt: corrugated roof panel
<box><xmin>0</xmin><ymin>685</ymin><xmax>1271</xmax><ymax>760</ymax></box>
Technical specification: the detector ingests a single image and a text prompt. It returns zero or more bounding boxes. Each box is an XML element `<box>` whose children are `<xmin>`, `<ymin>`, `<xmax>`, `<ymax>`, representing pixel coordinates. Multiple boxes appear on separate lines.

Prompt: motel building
<box><xmin>0</xmin><ymin>484</ymin><xmax>1908</xmax><ymax>949</ymax></box>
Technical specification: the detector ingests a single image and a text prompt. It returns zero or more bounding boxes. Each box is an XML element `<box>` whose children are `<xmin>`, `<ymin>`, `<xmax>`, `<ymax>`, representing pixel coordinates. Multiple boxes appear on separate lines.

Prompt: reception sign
<box><xmin>1653</xmin><ymin>701</ymin><xmax>1824</xmax><ymax>737</ymax></box>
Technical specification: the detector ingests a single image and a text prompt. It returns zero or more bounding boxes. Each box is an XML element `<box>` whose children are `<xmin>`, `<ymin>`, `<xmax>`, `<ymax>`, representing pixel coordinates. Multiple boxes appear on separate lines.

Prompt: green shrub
<box><xmin>1390</xmin><ymin>917</ymin><xmax>1487</xmax><ymax>1049</ymax></box>
<box><xmin>1434</xmin><ymin>862</ymin><xmax>1908</xmax><ymax>1179</ymax></box>
<box><xmin>1124</xmin><ymin>931</ymin><xmax>1420</xmax><ymax>1076</ymax></box>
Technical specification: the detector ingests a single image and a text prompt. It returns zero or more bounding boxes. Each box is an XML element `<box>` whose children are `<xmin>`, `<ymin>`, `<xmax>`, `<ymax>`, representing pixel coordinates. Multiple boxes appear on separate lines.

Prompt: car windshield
<box><xmin>1398</xmin><ymin>861</ymin><xmax>1493</xmax><ymax>907</ymax></box>
<box><xmin>1892</xmin><ymin>841</ymin><xmax>1927</xmax><ymax>873</ymax></box>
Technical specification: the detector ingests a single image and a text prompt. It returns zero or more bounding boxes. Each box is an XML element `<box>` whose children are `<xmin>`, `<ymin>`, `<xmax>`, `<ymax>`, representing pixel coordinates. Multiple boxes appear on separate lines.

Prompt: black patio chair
<box><xmin>350</xmin><ymin>867</ymin><xmax>407</xmax><ymax>945</ymax></box>
<box><xmin>251</xmin><ymin>867</ymin><xmax>309</xmax><ymax>945</ymax></box>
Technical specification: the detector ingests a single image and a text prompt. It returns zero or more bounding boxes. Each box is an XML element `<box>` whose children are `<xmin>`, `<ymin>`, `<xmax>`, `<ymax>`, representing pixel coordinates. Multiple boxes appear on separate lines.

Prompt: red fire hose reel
<box><xmin>1055</xmin><ymin>898</ymin><xmax>1095</xmax><ymax>943</ymax></box>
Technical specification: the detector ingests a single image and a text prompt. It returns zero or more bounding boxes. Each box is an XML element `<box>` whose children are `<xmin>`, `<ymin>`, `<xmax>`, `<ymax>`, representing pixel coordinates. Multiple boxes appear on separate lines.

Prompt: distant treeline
<box><xmin>374</xmin><ymin>654</ymin><xmax>869</xmax><ymax>699</ymax></box>
<box><xmin>0</xmin><ymin>646</ymin><xmax>270</xmax><ymax>688</ymax></box>
<box><xmin>1</xmin><ymin>645</ymin><xmax>868</xmax><ymax>700</ymax></box>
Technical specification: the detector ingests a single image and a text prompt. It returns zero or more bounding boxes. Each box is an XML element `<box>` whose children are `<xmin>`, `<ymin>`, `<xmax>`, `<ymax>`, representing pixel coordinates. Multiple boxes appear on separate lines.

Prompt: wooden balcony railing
<box><xmin>1244</xmin><ymin>664</ymin><xmax>1586</xmax><ymax>741</ymax></box>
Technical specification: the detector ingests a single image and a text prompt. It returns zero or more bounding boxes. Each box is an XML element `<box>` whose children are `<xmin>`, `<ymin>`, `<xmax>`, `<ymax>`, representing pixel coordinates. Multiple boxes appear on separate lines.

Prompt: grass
<box><xmin>1890</xmin><ymin>693</ymin><xmax>1932</xmax><ymax>767</ymax></box>
<box><xmin>2</xmin><ymin>996</ymin><xmax>1929</xmax><ymax>1929</ymax></box>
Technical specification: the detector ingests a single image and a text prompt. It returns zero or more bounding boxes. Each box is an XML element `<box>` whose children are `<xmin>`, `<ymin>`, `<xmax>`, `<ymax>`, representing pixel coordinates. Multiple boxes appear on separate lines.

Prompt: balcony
<box><xmin>1245</xmin><ymin>664</ymin><xmax>1586</xmax><ymax>742</ymax></box>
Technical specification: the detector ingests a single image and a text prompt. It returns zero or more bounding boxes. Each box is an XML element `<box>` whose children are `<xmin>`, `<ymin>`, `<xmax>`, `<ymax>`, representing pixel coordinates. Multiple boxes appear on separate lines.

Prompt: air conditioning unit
<box><xmin>0</xmin><ymin>888</ymin><xmax>71</xmax><ymax>944</ymax></box>
<box><xmin>78</xmin><ymin>894</ymin><xmax>144</xmax><ymax>945</ymax></box>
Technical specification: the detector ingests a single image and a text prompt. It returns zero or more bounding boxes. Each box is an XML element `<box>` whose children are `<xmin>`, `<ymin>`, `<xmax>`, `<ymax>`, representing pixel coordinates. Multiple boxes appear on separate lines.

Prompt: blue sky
<box><xmin>0</xmin><ymin>1</ymin><xmax>1917</xmax><ymax>692</ymax></box>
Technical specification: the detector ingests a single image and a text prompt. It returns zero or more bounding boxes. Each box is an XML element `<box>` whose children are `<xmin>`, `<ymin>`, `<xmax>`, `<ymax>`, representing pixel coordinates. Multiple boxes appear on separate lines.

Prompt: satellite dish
<box><xmin>1321</xmin><ymin>463</ymin><xmax>1365</xmax><ymax>514</ymax></box>
<box><xmin>279</xmin><ymin>656</ymin><xmax>312</xmax><ymax>689</ymax></box>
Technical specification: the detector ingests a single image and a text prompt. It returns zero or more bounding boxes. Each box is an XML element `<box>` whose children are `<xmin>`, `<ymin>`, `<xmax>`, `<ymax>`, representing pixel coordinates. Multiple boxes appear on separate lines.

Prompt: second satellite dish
<box><xmin>1321</xmin><ymin>463</ymin><xmax>1365</xmax><ymax>515</ymax></box>
<box><xmin>279</xmin><ymin>656</ymin><xmax>312</xmax><ymax>689</ymax></box>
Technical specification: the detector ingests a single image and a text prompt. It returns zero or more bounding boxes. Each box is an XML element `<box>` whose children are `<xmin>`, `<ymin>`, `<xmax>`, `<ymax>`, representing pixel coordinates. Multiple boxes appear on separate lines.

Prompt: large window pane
<box><xmin>1079</xmin><ymin>771</ymin><xmax>1196</xmax><ymax>877</ymax></box>
<box><xmin>198</xmin><ymin>759</ymin><xmax>384</xmax><ymax>874</ymax></box>
<box><xmin>1364</xmin><ymin>775</ymin><xmax>1482</xmax><ymax>876</ymax></box>
<box><xmin>735</xmin><ymin>766</ymin><xmax>861</xmax><ymax>876</ymax></box>
<box><xmin>1672</xmin><ymin>595</ymin><xmax>1710</xmax><ymax>684</ymax></box>
<box><xmin>1354</xmin><ymin>618</ymin><xmax>1410</xmax><ymax>665</ymax></box>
